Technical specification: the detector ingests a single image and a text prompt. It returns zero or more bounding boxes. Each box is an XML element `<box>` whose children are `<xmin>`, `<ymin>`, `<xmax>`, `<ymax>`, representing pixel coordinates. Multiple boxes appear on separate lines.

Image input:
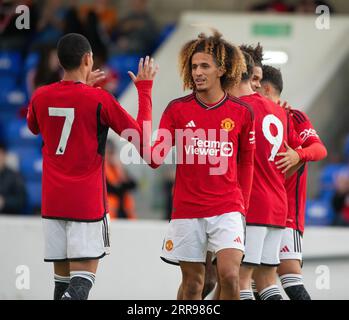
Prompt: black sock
<box><xmin>280</xmin><ymin>274</ymin><xmax>311</xmax><ymax>300</ymax></box>
<box><xmin>61</xmin><ymin>271</ymin><xmax>95</xmax><ymax>300</ymax></box>
<box><xmin>54</xmin><ymin>274</ymin><xmax>70</xmax><ymax>301</ymax></box>
<box><xmin>284</xmin><ymin>285</ymin><xmax>311</xmax><ymax>300</ymax></box>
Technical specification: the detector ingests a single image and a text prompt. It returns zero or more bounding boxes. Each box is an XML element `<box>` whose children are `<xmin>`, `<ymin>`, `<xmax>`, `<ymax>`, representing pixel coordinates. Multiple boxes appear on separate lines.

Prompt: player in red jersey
<box><xmin>239</xmin><ymin>43</ymin><xmax>263</xmax><ymax>91</ymax></box>
<box><xmin>229</xmin><ymin>48</ymin><xmax>303</xmax><ymax>300</ymax></box>
<box><xmin>260</xmin><ymin>65</ymin><xmax>327</xmax><ymax>300</ymax></box>
<box><xmin>146</xmin><ymin>31</ymin><xmax>255</xmax><ymax>300</ymax></box>
<box><xmin>27</xmin><ymin>33</ymin><xmax>158</xmax><ymax>300</ymax></box>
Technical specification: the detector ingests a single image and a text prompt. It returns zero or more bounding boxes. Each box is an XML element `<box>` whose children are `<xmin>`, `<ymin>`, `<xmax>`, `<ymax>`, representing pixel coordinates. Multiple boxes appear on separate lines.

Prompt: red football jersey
<box><xmin>150</xmin><ymin>92</ymin><xmax>255</xmax><ymax>220</ymax></box>
<box><xmin>27</xmin><ymin>80</ymin><xmax>152</xmax><ymax>221</ymax></box>
<box><xmin>239</xmin><ymin>93</ymin><xmax>301</xmax><ymax>227</ymax></box>
<box><xmin>285</xmin><ymin>109</ymin><xmax>323</xmax><ymax>233</ymax></box>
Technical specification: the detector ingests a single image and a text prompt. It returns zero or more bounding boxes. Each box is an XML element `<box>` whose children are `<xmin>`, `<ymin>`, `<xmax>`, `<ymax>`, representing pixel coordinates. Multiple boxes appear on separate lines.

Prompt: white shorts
<box><xmin>243</xmin><ymin>225</ymin><xmax>283</xmax><ymax>266</ymax></box>
<box><xmin>161</xmin><ymin>212</ymin><xmax>245</xmax><ymax>265</ymax></box>
<box><xmin>279</xmin><ymin>227</ymin><xmax>303</xmax><ymax>261</ymax></box>
<box><xmin>43</xmin><ymin>214</ymin><xmax>111</xmax><ymax>262</ymax></box>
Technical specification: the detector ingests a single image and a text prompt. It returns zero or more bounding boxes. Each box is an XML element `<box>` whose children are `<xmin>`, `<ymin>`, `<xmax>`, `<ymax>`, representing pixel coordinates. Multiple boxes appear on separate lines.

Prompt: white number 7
<box><xmin>262</xmin><ymin>114</ymin><xmax>283</xmax><ymax>161</ymax></box>
<box><xmin>48</xmin><ymin>107</ymin><xmax>75</xmax><ymax>155</ymax></box>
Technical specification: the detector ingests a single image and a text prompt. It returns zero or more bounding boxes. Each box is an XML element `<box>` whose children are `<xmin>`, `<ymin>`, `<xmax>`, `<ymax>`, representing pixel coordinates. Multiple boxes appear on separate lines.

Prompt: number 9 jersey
<box><xmin>27</xmin><ymin>80</ymin><xmax>152</xmax><ymax>221</ymax></box>
<box><xmin>239</xmin><ymin>93</ymin><xmax>302</xmax><ymax>228</ymax></box>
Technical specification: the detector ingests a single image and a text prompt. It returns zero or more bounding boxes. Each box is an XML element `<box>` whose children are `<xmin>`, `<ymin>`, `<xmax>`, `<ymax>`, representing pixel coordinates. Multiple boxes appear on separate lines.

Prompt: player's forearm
<box><xmin>135</xmin><ymin>80</ymin><xmax>152</xmax><ymax>126</ymax></box>
<box><xmin>134</xmin><ymin>80</ymin><xmax>153</xmax><ymax>163</ymax></box>
<box><xmin>237</xmin><ymin>149</ymin><xmax>255</xmax><ymax>211</ymax></box>
<box><xmin>296</xmin><ymin>142</ymin><xmax>327</xmax><ymax>162</ymax></box>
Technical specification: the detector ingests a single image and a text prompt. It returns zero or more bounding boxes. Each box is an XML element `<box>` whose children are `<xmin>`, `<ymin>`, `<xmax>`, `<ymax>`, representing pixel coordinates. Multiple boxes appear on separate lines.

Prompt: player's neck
<box><xmin>229</xmin><ymin>81</ymin><xmax>254</xmax><ymax>97</ymax></box>
<box><xmin>195</xmin><ymin>87</ymin><xmax>225</xmax><ymax>105</ymax></box>
<box><xmin>270</xmin><ymin>94</ymin><xmax>280</xmax><ymax>104</ymax></box>
<box><xmin>62</xmin><ymin>69</ymin><xmax>87</xmax><ymax>84</ymax></box>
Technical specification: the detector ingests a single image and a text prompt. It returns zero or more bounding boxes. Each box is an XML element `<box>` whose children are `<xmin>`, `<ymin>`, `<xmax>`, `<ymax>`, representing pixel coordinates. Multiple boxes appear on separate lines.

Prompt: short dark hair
<box><xmin>239</xmin><ymin>43</ymin><xmax>263</xmax><ymax>67</ymax></box>
<box><xmin>57</xmin><ymin>33</ymin><xmax>92</xmax><ymax>71</ymax></box>
<box><xmin>261</xmin><ymin>65</ymin><xmax>283</xmax><ymax>94</ymax></box>
<box><xmin>241</xmin><ymin>51</ymin><xmax>254</xmax><ymax>81</ymax></box>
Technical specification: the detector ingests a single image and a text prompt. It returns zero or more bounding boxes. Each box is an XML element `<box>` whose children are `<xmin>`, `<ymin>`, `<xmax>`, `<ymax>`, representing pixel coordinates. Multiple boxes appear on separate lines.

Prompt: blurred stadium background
<box><xmin>0</xmin><ymin>0</ymin><xmax>349</xmax><ymax>299</ymax></box>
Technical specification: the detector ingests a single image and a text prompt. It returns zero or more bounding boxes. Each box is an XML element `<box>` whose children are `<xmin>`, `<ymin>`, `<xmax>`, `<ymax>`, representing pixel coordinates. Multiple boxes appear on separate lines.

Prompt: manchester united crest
<box><xmin>221</xmin><ymin>118</ymin><xmax>235</xmax><ymax>132</ymax></box>
<box><xmin>165</xmin><ymin>240</ymin><xmax>174</xmax><ymax>251</ymax></box>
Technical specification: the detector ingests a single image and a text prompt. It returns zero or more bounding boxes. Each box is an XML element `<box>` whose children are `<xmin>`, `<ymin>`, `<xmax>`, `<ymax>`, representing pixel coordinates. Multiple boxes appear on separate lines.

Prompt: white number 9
<box><xmin>262</xmin><ymin>114</ymin><xmax>283</xmax><ymax>161</ymax></box>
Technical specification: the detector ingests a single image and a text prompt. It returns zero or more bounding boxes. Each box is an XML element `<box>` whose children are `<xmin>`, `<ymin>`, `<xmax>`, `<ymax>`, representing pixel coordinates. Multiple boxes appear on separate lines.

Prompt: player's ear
<box><xmin>83</xmin><ymin>52</ymin><xmax>92</xmax><ymax>67</ymax></box>
<box><xmin>217</xmin><ymin>65</ymin><xmax>225</xmax><ymax>77</ymax></box>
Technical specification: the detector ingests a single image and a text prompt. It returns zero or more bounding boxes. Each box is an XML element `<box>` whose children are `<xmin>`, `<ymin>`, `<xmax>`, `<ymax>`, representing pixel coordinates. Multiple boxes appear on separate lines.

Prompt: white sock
<box><xmin>70</xmin><ymin>271</ymin><xmax>95</xmax><ymax>286</ymax></box>
<box><xmin>259</xmin><ymin>285</ymin><xmax>282</xmax><ymax>300</ymax></box>
<box><xmin>280</xmin><ymin>273</ymin><xmax>303</xmax><ymax>289</ymax></box>
<box><xmin>240</xmin><ymin>289</ymin><xmax>254</xmax><ymax>300</ymax></box>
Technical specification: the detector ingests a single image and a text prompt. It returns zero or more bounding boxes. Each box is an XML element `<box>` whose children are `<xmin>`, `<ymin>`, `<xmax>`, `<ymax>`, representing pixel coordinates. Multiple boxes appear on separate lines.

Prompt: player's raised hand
<box><xmin>275</xmin><ymin>142</ymin><xmax>301</xmax><ymax>173</ymax></box>
<box><xmin>87</xmin><ymin>69</ymin><xmax>106</xmax><ymax>87</ymax></box>
<box><xmin>128</xmin><ymin>56</ymin><xmax>159</xmax><ymax>83</ymax></box>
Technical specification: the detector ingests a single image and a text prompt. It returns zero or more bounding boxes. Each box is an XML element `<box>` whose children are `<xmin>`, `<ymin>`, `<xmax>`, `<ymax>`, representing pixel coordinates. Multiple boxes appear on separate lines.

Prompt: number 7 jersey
<box><xmin>27</xmin><ymin>80</ymin><xmax>152</xmax><ymax>221</ymax></box>
<box><xmin>239</xmin><ymin>93</ymin><xmax>301</xmax><ymax>227</ymax></box>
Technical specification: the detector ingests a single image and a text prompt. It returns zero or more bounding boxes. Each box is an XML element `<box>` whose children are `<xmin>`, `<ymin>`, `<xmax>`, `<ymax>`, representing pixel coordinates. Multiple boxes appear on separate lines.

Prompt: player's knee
<box><xmin>182</xmin><ymin>276</ymin><xmax>204</xmax><ymax>297</ymax></box>
<box><xmin>219</xmin><ymin>268</ymin><xmax>239</xmax><ymax>290</ymax></box>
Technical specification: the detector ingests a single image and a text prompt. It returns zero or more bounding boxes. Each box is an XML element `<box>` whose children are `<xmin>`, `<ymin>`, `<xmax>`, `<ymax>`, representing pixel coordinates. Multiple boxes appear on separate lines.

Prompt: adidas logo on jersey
<box><xmin>234</xmin><ymin>236</ymin><xmax>242</xmax><ymax>244</ymax></box>
<box><xmin>280</xmin><ymin>246</ymin><xmax>290</xmax><ymax>253</ymax></box>
<box><xmin>185</xmin><ymin>120</ymin><xmax>196</xmax><ymax>128</ymax></box>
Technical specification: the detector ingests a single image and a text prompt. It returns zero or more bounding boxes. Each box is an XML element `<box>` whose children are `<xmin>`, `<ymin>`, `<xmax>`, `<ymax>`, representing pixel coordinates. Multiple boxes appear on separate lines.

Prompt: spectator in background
<box><xmin>0</xmin><ymin>143</ymin><xmax>27</xmax><ymax>214</ymax></box>
<box><xmin>79</xmin><ymin>0</ymin><xmax>117</xmax><ymax>38</ymax></box>
<box><xmin>82</xmin><ymin>10</ymin><xmax>109</xmax><ymax>60</ymax></box>
<box><xmin>26</xmin><ymin>44</ymin><xmax>62</xmax><ymax>95</ymax></box>
<box><xmin>250</xmin><ymin>0</ymin><xmax>292</xmax><ymax>12</ymax></box>
<box><xmin>33</xmin><ymin>0</ymin><xmax>66</xmax><ymax>47</ymax></box>
<box><xmin>64</xmin><ymin>2</ymin><xmax>84</xmax><ymax>35</ymax></box>
<box><xmin>295</xmin><ymin>0</ymin><xmax>334</xmax><ymax>13</ymax></box>
<box><xmin>332</xmin><ymin>169</ymin><xmax>349</xmax><ymax>226</ymax></box>
<box><xmin>112</xmin><ymin>0</ymin><xmax>158</xmax><ymax>56</ymax></box>
<box><xmin>105</xmin><ymin>140</ymin><xmax>138</xmax><ymax>220</ymax></box>
<box><xmin>93</xmin><ymin>48</ymin><xmax>119</xmax><ymax>94</ymax></box>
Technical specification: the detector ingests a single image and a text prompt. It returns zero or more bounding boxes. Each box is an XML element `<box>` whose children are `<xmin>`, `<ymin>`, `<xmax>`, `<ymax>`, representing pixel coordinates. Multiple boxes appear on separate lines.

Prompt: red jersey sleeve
<box><xmin>101</xmin><ymin>80</ymin><xmax>152</xmax><ymax>153</ymax></box>
<box><xmin>101</xmin><ymin>80</ymin><xmax>152</xmax><ymax>135</ymax></box>
<box><xmin>27</xmin><ymin>92</ymin><xmax>40</xmax><ymax>135</ymax></box>
<box><xmin>149</xmin><ymin>105</ymin><xmax>176</xmax><ymax>168</ymax></box>
<box><xmin>287</xmin><ymin>111</ymin><xmax>302</xmax><ymax>149</ymax></box>
<box><xmin>237</xmin><ymin>110</ymin><xmax>255</xmax><ymax>211</ymax></box>
<box><xmin>291</xmin><ymin>110</ymin><xmax>327</xmax><ymax>162</ymax></box>
<box><xmin>291</xmin><ymin>109</ymin><xmax>322</xmax><ymax>147</ymax></box>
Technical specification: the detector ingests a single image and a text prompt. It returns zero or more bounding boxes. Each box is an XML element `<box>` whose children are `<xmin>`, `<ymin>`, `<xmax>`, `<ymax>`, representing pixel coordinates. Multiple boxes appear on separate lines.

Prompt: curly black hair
<box><xmin>239</xmin><ymin>43</ymin><xmax>263</xmax><ymax>67</ymax></box>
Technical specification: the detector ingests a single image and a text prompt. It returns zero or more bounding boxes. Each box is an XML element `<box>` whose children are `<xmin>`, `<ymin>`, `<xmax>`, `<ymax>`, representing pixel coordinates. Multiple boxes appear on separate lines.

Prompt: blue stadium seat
<box><xmin>26</xmin><ymin>180</ymin><xmax>42</xmax><ymax>212</ymax></box>
<box><xmin>24</xmin><ymin>51</ymin><xmax>39</xmax><ymax>72</ymax></box>
<box><xmin>20</xmin><ymin>151</ymin><xmax>42</xmax><ymax>181</ymax></box>
<box><xmin>0</xmin><ymin>74</ymin><xmax>17</xmax><ymax>93</ymax></box>
<box><xmin>108</xmin><ymin>54</ymin><xmax>140</xmax><ymax>74</ymax></box>
<box><xmin>0</xmin><ymin>88</ymin><xmax>26</xmax><ymax>108</ymax></box>
<box><xmin>3</xmin><ymin>118</ymin><xmax>42</xmax><ymax>146</ymax></box>
<box><xmin>305</xmin><ymin>199</ymin><xmax>334</xmax><ymax>226</ymax></box>
<box><xmin>0</xmin><ymin>51</ymin><xmax>22</xmax><ymax>75</ymax></box>
<box><xmin>319</xmin><ymin>163</ymin><xmax>347</xmax><ymax>200</ymax></box>
<box><xmin>108</xmin><ymin>54</ymin><xmax>140</xmax><ymax>96</ymax></box>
